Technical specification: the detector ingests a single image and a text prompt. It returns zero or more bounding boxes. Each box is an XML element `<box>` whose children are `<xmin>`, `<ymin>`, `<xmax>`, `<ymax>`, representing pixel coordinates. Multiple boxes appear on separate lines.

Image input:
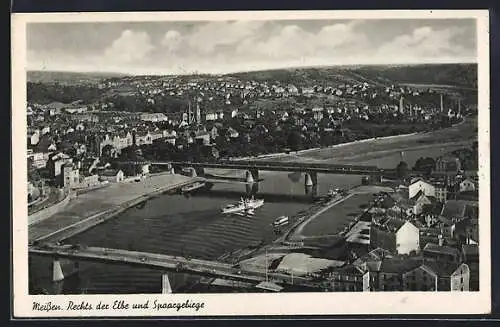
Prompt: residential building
<box><xmin>74</xmin><ymin>112</ymin><xmax>99</xmax><ymax>123</ymax></box>
<box><xmin>402</xmin><ymin>264</ymin><xmax>439</xmax><ymax>291</ymax></box>
<box><xmin>28</xmin><ymin>152</ymin><xmax>49</xmax><ymax>169</ymax></box>
<box><xmin>440</xmin><ymin>200</ymin><xmax>479</xmax><ymax>225</ymax></box>
<box><xmin>432</xmin><ymin>179</ymin><xmax>449</xmax><ymax>202</ymax></box>
<box><xmin>79</xmin><ymin>174</ymin><xmax>100</xmax><ymax>188</ymax></box>
<box><xmin>403</xmin><ymin>262</ymin><xmax>470</xmax><ymax>291</ymax></box>
<box><xmin>140</xmin><ymin>112</ymin><xmax>168</xmax><ymax>122</ymax></box>
<box><xmin>435</xmin><ymin>155</ymin><xmax>462</xmax><ymax>174</ymax></box>
<box><xmin>194</xmin><ymin>130</ymin><xmax>211</xmax><ymax>146</ymax></box>
<box><xmin>422</xmin><ymin>243</ymin><xmax>461</xmax><ymax>264</ymax></box>
<box><xmin>99</xmin><ymin>169</ymin><xmax>124</xmax><ymax>183</ymax></box>
<box><xmin>329</xmin><ymin>265</ymin><xmax>364</xmax><ymax>292</ymax></box>
<box><xmin>46</xmin><ymin>152</ymin><xmax>73</xmax><ymax>181</ymax></box>
<box><xmin>99</xmin><ymin>132</ymin><xmax>133</xmax><ymax>155</ymax></box>
<box><xmin>135</xmin><ymin>131</ymin><xmax>153</xmax><ymax>146</ymax></box>
<box><xmin>370</xmin><ymin>218</ymin><xmax>420</xmax><ymax>255</ymax></box>
<box><xmin>362</xmin><ymin>257</ymin><xmax>421</xmax><ymax>292</ymax></box>
<box><xmin>62</xmin><ymin>163</ymin><xmax>80</xmax><ymax>189</ymax></box>
<box><xmin>411</xmin><ymin>191</ymin><xmax>436</xmax><ymax>215</ymax></box>
<box><xmin>462</xmin><ymin>244</ymin><xmax>479</xmax><ymax>291</ymax></box>
<box><xmin>409</xmin><ymin>178</ymin><xmax>436</xmax><ymax>199</ymax></box>
<box><xmin>362</xmin><ymin>256</ymin><xmax>470</xmax><ymax>292</ymax></box>
<box><xmin>459</xmin><ymin>178</ymin><xmax>476</xmax><ymax>192</ymax></box>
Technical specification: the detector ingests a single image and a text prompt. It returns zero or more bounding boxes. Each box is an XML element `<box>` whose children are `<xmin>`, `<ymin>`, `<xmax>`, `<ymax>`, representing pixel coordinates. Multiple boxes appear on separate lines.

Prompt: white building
<box><xmin>371</xmin><ymin>219</ymin><xmax>420</xmax><ymax>255</ymax></box>
<box><xmin>395</xmin><ymin>221</ymin><xmax>420</xmax><ymax>254</ymax></box>
<box><xmin>459</xmin><ymin>178</ymin><xmax>476</xmax><ymax>192</ymax></box>
<box><xmin>409</xmin><ymin>179</ymin><xmax>436</xmax><ymax>199</ymax></box>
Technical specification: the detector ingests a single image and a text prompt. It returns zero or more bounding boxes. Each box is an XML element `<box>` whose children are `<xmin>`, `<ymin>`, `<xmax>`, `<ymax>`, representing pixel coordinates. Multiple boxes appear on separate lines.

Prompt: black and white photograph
<box><xmin>12</xmin><ymin>10</ymin><xmax>490</xmax><ymax>317</ymax></box>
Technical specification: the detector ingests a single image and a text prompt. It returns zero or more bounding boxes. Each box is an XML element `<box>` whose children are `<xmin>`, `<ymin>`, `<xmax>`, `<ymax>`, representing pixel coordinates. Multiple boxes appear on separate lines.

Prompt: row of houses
<box><xmin>329</xmin><ymin>246</ymin><xmax>473</xmax><ymax>292</ymax></box>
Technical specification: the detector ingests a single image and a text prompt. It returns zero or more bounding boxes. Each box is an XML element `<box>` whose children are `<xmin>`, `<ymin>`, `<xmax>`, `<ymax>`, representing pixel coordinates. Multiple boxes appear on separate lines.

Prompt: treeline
<box><xmin>27</xmin><ymin>82</ymin><xmax>104</xmax><ymax>105</ymax></box>
<box><xmin>227</xmin><ymin>64</ymin><xmax>478</xmax><ymax>89</ymax></box>
<box><xmin>109</xmin><ymin>94</ymin><xmax>189</xmax><ymax>113</ymax></box>
<box><xmin>449</xmin><ymin>141</ymin><xmax>478</xmax><ymax>171</ymax></box>
<box><xmin>350</xmin><ymin>64</ymin><xmax>478</xmax><ymax>89</ymax></box>
<box><xmin>343</xmin><ymin>116</ymin><xmax>455</xmax><ymax>140</ymax></box>
<box><xmin>227</xmin><ymin>68</ymin><xmax>362</xmax><ymax>87</ymax></box>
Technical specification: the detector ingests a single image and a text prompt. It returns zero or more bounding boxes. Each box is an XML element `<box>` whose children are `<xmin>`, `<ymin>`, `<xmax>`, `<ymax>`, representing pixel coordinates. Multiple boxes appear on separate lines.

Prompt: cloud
<box><xmin>161</xmin><ymin>30</ymin><xmax>183</xmax><ymax>53</ymax></box>
<box><xmin>27</xmin><ymin>20</ymin><xmax>477</xmax><ymax>75</ymax></box>
<box><xmin>186</xmin><ymin>21</ymin><xmax>265</xmax><ymax>54</ymax></box>
<box><xmin>375</xmin><ymin>26</ymin><xmax>474</xmax><ymax>63</ymax></box>
<box><xmin>104</xmin><ymin>30</ymin><xmax>155</xmax><ymax>64</ymax></box>
<box><xmin>236</xmin><ymin>21</ymin><xmax>366</xmax><ymax>62</ymax></box>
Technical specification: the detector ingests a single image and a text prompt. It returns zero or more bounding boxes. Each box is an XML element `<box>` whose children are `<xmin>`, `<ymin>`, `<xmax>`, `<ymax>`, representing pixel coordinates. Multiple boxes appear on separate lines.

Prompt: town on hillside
<box><xmin>26</xmin><ymin>66</ymin><xmax>479</xmax><ymax>293</ymax></box>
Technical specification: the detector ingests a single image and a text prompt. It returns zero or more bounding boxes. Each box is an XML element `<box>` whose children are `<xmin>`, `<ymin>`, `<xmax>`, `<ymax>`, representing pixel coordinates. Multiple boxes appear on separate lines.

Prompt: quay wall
<box><xmin>36</xmin><ymin>177</ymin><xmax>194</xmax><ymax>243</ymax></box>
<box><xmin>28</xmin><ymin>191</ymin><xmax>75</xmax><ymax>226</ymax></box>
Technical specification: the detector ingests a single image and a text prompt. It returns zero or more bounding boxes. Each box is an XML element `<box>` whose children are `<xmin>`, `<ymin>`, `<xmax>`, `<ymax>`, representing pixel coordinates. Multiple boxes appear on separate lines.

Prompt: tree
<box><xmin>287</xmin><ymin>130</ymin><xmax>303</xmax><ymax>151</ymax></box>
<box><xmin>101</xmin><ymin>144</ymin><xmax>116</xmax><ymax>159</ymax></box>
<box><xmin>413</xmin><ymin>157</ymin><xmax>436</xmax><ymax>177</ymax></box>
<box><xmin>396</xmin><ymin>161</ymin><xmax>409</xmax><ymax>180</ymax></box>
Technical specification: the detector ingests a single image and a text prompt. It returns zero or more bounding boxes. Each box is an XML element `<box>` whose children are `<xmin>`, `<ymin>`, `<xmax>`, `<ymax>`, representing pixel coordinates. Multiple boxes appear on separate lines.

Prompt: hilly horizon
<box><xmin>27</xmin><ymin>62</ymin><xmax>478</xmax><ymax>90</ymax></box>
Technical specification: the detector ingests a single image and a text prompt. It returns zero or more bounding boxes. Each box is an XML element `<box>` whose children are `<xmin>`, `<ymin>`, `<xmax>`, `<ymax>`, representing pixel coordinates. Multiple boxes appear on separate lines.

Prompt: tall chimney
<box><xmin>458</xmin><ymin>99</ymin><xmax>461</xmax><ymax>115</ymax></box>
<box><xmin>440</xmin><ymin>94</ymin><xmax>444</xmax><ymax>113</ymax></box>
<box><xmin>196</xmin><ymin>102</ymin><xmax>201</xmax><ymax>125</ymax></box>
<box><xmin>399</xmin><ymin>96</ymin><xmax>404</xmax><ymax>114</ymax></box>
<box><xmin>188</xmin><ymin>100</ymin><xmax>192</xmax><ymax>124</ymax></box>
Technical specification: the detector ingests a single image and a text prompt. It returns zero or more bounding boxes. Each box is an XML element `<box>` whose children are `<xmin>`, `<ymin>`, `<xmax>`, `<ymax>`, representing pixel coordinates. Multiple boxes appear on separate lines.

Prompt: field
<box><xmin>298</xmin><ymin>193</ymin><xmax>375</xmax><ymax>238</ymax></box>
<box><xmin>269</xmin><ymin>116</ymin><xmax>477</xmax><ymax>168</ymax></box>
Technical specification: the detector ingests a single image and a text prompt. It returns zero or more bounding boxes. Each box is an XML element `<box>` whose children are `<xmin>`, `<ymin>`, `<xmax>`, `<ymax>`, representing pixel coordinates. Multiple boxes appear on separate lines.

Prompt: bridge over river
<box><xmin>29</xmin><ymin>244</ymin><xmax>322</xmax><ymax>293</ymax></box>
<box><xmin>120</xmin><ymin>159</ymin><xmax>392</xmax><ymax>197</ymax></box>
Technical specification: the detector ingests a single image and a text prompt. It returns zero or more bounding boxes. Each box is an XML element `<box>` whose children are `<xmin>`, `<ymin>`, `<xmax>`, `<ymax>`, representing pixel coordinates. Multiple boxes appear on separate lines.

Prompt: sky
<box><xmin>27</xmin><ymin>19</ymin><xmax>477</xmax><ymax>75</ymax></box>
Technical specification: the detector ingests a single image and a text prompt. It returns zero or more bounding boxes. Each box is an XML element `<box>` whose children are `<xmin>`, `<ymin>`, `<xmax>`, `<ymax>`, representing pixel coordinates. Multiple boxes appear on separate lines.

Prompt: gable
<box><xmin>397</xmin><ymin>221</ymin><xmax>418</xmax><ymax>235</ymax></box>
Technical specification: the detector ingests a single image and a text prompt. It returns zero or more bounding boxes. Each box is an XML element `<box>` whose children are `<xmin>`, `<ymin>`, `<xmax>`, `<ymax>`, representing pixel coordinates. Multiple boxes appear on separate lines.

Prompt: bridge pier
<box><xmin>195</xmin><ymin>167</ymin><xmax>205</xmax><ymax>177</ymax></box>
<box><xmin>245</xmin><ymin>169</ymin><xmax>259</xmax><ymax>183</ymax></box>
<box><xmin>52</xmin><ymin>259</ymin><xmax>65</xmax><ymax>282</ymax></box>
<box><xmin>171</xmin><ymin>165</ymin><xmax>181</xmax><ymax>175</ymax></box>
<box><xmin>246</xmin><ymin>182</ymin><xmax>259</xmax><ymax>196</ymax></box>
<box><xmin>304</xmin><ymin>172</ymin><xmax>318</xmax><ymax>198</ymax></box>
<box><xmin>187</xmin><ymin>167</ymin><xmax>197</xmax><ymax>178</ymax></box>
<box><xmin>51</xmin><ymin>258</ymin><xmax>80</xmax><ymax>282</ymax></box>
<box><xmin>161</xmin><ymin>273</ymin><xmax>173</xmax><ymax>294</ymax></box>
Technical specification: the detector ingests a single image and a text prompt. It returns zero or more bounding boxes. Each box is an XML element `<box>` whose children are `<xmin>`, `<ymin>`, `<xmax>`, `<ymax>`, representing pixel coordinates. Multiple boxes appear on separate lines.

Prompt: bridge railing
<box><xmin>118</xmin><ymin>160</ymin><xmax>388</xmax><ymax>173</ymax></box>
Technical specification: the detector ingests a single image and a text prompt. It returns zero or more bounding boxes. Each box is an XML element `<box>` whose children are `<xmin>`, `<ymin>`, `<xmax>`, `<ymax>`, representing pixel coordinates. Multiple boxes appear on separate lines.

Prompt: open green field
<box><xmin>270</xmin><ymin>117</ymin><xmax>477</xmax><ymax>168</ymax></box>
<box><xmin>299</xmin><ymin>193</ymin><xmax>374</xmax><ymax>238</ymax></box>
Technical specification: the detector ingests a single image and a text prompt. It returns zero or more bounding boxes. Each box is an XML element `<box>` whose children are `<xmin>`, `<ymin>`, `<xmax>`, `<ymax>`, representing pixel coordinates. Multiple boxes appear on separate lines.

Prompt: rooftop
<box><xmin>422</xmin><ymin>261</ymin><xmax>465</xmax><ymax>277</ymax></box>
<box><xmin>441</xmin><ymin>200</ymin><xmax>478</xmax><ymax>220</ymax></box>
<box><xmin>423</xmin><ymin>243</ymin><xmax>461</xmax><ymax>257</ymax></box>
<box><xmin>381</xmin><ymin>259</ymin><xmax>422</xmax><ymax>274</ymax></box>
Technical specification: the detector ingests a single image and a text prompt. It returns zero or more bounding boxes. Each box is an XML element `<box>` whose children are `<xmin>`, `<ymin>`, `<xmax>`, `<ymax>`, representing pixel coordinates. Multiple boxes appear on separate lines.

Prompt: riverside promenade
<box><xmin>28</xmin><ymin>173</ymin><xmax>195</xmax><ymax>243</ymax></box>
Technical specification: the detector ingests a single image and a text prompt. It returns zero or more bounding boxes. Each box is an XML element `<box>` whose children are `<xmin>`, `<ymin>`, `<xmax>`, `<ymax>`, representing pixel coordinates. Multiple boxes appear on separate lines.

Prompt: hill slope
<box><xmin>226</xmin><ymin>64</ymin><xmax>477</xmax><ymax>90</ymax></box>
<box><xmin>27</xmin><ymin>70</ymin><xmax>129</xmax><ymax>85</ymax></box>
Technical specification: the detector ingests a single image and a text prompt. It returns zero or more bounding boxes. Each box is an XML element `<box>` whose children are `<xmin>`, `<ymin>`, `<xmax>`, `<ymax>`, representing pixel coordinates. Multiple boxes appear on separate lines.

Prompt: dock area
<box><xmin>29</xmin><ymin>173</ymin><xmax>195</xmax><ymax>243</ymax></box>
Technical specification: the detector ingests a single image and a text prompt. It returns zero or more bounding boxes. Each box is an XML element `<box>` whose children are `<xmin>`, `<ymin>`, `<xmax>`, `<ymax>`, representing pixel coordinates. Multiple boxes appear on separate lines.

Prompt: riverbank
<box><xmin>232</xmin><ymin>117</ymin><xmax>473</xmax><ymax>165</ymax></box>
<box><xmin>28</xmin><ymin>173</ymin><xmax>195</xmax><ymax>243</ymax></box>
